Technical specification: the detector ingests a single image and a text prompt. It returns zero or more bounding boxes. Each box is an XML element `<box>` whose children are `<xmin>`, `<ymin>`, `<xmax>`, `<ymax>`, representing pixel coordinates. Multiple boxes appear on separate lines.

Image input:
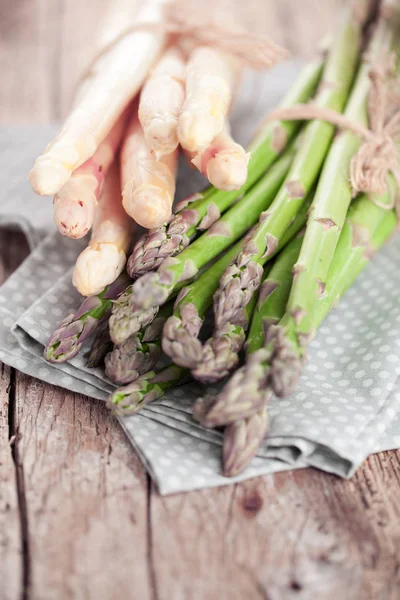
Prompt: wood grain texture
<box><xmin>12</xmin><ymin>374</ymin><xmax>152</xmax><ymax>600</ymax></box>
<box><xmin>149</xmin><ymin>463</ymin><xmax>400</xmax><ymax>600</ymax></box>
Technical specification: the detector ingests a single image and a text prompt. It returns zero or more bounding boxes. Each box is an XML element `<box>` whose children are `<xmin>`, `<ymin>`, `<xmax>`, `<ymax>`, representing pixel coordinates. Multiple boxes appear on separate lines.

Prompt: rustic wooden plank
<box><xmin>12</xmin><ymin>374</ymin><xmax>153</xmax><ymax>600</ymax></box>
<box><xmin>0</xmin><ymin>231</ymin><xmax>30</xmax><ymax>600</ymax></box>
<box><xmin>0</xmin><ymin>364</ymin><xmax>22</xmax><ymax>600</ymax></box>
<box><xmin>148</xmin><ymin>459</ymin><xmax>400</xmax><ymax>600</ymax></box>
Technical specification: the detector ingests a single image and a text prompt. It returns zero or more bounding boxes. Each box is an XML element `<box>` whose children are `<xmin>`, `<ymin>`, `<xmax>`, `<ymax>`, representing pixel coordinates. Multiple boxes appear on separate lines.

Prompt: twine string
<box><xmin>264</xmin><ymin>52</ymin><xmax>400</xmax><ymax>220</ymax></box>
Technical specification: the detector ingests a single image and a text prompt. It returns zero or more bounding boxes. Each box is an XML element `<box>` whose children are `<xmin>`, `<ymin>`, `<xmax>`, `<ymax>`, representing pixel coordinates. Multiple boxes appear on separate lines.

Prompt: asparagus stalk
<box><xmin>105</xmin><ymin>303</ymin><xmax>173</xmax><ymax>384</ymax></box>
<box><xmin>212</xmin><ymin>5</ymin><xmax>364</xmax><ymax>332</ymax></box>
<box><xmin>270</xmin><ymin>178</ymin><xmax>397</xmax><ymax>398</ymax></box>
<box><xmin>44</xmin><ymin>272</ymin><xmax>131</xmax><ymax>363</ymax></box>
<box><xmin>193</xmin><ymin>195</ymin><xmax>312</xmax><ymax>383</ymax></box>
<box><xmin>193</xmin><ymin>233</ymin><xmax>304</xmax><ymax>427</ymax></box>
<box><xmin>315</xmin><ymin>197</ymin><xmax>398</xmax><ymax>325</ymax></box>
<box><xmin>85</xmin><ymin>319</ymin><xmax>113</xmax><ymax>368</ymax></box>
<box><xmin>129</xmin><ymin>147</ymin><xmax>296</xmax><ymax>312</ymax></box>
<box><xmin>127</xmin><ymin>58</ymin><xmax>324</xmax><ymax>277</ymax></box>
<box><xmin>107</xmin><ymin>364</ymin><xmax>187</xmax><ymax>416</ymax></box>
<box><xmin>267</xmin><ymin>16</ymin><xmax>395</xmax><ymax>396</ymax></box>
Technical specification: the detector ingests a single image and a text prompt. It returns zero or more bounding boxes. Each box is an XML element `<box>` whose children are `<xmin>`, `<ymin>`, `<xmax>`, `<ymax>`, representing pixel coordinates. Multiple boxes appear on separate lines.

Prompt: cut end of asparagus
<box><xmin>72</xmin><ymin>244</ymin><xmax>127</xmax><ymax>297</ymax></box>
<box><xmin>223</xmin><ymin>407</ymin><xmax>269</xmax><ymax>477</ymax></box>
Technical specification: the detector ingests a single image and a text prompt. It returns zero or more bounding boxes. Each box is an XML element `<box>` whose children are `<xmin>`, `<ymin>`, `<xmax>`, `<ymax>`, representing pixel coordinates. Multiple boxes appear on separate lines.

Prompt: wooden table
<box><xmin>1</xmin><ymin>2</ymin><xmax>400</xmax><ymax>598</ymax></box>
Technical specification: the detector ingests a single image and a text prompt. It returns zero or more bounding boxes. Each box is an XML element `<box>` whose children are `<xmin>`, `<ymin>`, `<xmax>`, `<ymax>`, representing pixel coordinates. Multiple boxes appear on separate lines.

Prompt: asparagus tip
<box><xmin>223</xmin><ymin>407</ymin><xmax>269</xmax><ymax>477</ymax></box>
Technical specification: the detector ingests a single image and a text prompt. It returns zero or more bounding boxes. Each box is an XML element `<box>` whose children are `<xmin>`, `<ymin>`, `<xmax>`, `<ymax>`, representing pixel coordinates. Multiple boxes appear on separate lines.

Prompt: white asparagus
<box><xmin>72</xmin><ymin>163</ymin><xmax>133</xmax><ymax>296</ymax></box>
<box><xmin>138</xmin><ymin>47</ymin><xmax>186</xmax><ymax>158</ymax></box>
<box><xmin>53</xmin><ymin>111</ymin><xmax>128</xmax><ymax>239</ymax></box>
<box><xmin>177</xmin><ymin>46</ymin><xmax>239</xmax><ymax>153</ymax></box>
<box><xmin>29</xmin><ymin>0</ymin><xmax>167</xmax><ymax>197</ymax></box>
<box><xmin>121</xmin><ymin>112</ymin><xmax>178</xmax><ymax>229</ymax></box>
<box><xmin>191</xmin><ymin>123</ymin><xmax>249</xmax><ymax>190</ymax></box>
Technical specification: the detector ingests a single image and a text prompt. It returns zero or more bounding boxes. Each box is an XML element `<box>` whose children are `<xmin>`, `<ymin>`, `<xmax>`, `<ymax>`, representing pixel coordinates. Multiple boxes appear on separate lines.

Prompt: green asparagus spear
<box><xmin>268</xmin><ymin>16</ymin><xmax>395</xmax><ymax>396</ymax></box>
<box><xmin>213</xmin><ymin>4</ymin><xmax>365</xmax><ymax>331</ymax></box>
<box><xmin>270</xmin><ymin>179</ymin><xmax>397</xmax><ymax>398</ymax></box>
<box><xmin>45</xmin><ymin>272</ymin><xmax>131</xmax><ymax>363</ymax></box>
<box><xmin>105</xmin><ymin>303</ymin><xmax>173</xmax><ymax>385</ymax></box>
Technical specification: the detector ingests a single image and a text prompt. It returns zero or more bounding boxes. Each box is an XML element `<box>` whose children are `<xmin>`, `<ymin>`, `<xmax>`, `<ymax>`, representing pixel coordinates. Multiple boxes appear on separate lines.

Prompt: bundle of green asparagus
<box><xmin>45</xmin><ymin>0</ymin><xmax>400</xmax><ymax>478</ymax></box>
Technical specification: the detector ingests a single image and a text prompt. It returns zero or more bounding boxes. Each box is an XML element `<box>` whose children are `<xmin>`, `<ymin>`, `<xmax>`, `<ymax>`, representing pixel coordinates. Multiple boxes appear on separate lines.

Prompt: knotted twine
<box><xmin>263</xmin><ymin>52</ymin><xmax>400</xmax><ymax>221</ymax></box>
<box><xmin>80</xmin><ymin>0</ymin><xmax>289</xmax><ymax>87</ymax></box>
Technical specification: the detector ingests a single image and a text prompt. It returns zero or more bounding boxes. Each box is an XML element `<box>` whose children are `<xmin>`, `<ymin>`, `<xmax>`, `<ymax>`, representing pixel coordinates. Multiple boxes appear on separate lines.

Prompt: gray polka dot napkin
<box><xmin>1</xmin><ymin>62</ymin><xmax>400</xmax><ymax>495</ymax></box>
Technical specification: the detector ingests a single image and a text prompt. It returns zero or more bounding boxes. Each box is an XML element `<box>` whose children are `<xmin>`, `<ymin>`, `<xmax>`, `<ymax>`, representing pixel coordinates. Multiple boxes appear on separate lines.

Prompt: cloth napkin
<box><xmin>1</xmin><ymin>62</ymin><xmax>400</xmax><ymax>495</ymax></box>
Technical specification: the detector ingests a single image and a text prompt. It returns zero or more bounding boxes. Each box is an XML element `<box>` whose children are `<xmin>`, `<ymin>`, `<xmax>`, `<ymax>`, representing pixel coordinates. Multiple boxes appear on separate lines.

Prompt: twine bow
<box><xmin>264</xmin><ymin>52</ymin><xmax>400</xmax><ymax>221</ymax></box>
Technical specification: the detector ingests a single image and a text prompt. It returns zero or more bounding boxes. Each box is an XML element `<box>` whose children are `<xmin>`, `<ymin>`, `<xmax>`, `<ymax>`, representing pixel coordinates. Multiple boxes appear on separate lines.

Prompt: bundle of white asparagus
<box><xmin>29</xmin><ymin>0</ymin><xmax>287</xmax><ymax>297</ymax></box>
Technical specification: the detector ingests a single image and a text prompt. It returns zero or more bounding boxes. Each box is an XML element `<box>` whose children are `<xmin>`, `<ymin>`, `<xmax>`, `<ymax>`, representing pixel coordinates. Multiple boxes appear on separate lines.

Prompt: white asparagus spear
<box><xmin>72</xmin><ymin>163</ymin><xmax>133</xmax><ymax>296</ymax></box>
<box><xmin>177</xmin><ymin>46</ymin><xmax>239</xmax><ymax>153</ymax></box>
<box><xmin>29</xmin><ymin>0</ymin><xmax>167</xmax><ymax>197</ymax></box>
<box><xmin>191</xmin><ymin>123</ymin><xmax>250</xmax><ymax>191</ymax></box>
<box><xmin>138</xmin><ymin>47</ymin><xmax>186</xmax><ymax>158</ymax></box>
<box><xmin>53</xmin><ymin>111</ymin><xmax>128</xmax><ymax>239</ymax></box>
<box><xmin>121</xmin><ymin>112</ymin><xmax>178</xmax><ymax>229</ymax></box>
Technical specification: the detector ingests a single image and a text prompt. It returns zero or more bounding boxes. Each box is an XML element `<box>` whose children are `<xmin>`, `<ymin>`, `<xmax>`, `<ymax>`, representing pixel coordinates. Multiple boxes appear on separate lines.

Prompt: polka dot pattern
<box><xmin>2</xmin><ymin>117</ymin><xmax>400</xmax><ymax>494</ymax></box>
